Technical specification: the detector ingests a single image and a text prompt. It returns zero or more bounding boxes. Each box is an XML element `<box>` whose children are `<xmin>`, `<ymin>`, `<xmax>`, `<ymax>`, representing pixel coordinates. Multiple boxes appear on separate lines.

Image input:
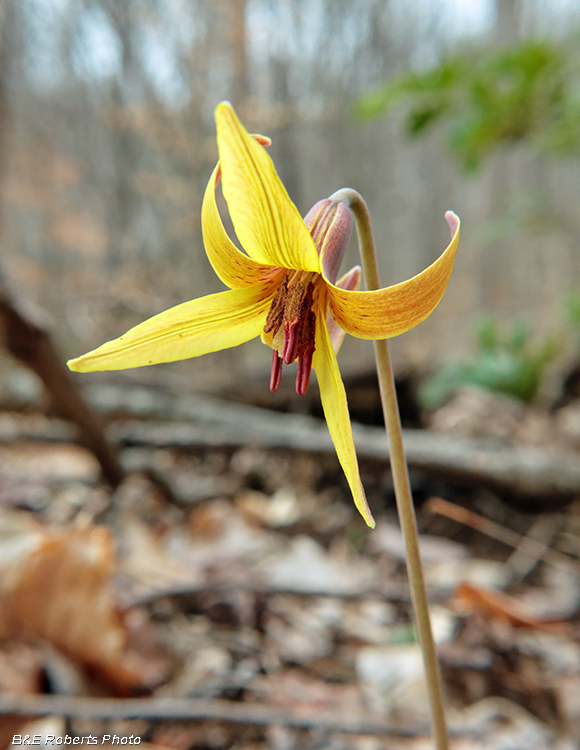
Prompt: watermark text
<box><xmin>13</xmin><ymin>736</ymin><xmax>141</xmax><ymax>746</ymax></box>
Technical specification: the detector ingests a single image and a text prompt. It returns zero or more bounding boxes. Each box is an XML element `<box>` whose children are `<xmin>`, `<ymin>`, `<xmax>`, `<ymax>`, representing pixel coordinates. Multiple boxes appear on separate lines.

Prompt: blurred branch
<box><xmin>0</xmin><ymin>267</ymin><xmax>125</xmax><ymax>488</ymax></box>
<box><xmin>122</xmin><ymin>579</ymin><xmax>416</xmax><ymax>610</ymax></box>
<box><xmin>0</xmin><ymin>694</ymin><xmax>429</xmax><ymax>737</ymax></box>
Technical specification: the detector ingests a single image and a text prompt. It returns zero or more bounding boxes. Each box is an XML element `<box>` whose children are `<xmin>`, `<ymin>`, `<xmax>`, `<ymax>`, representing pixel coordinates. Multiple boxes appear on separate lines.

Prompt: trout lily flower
<box><xmin>68</xmin><ymin>102</ymin><xmax>460</xmax><ymax>528</ymax></box>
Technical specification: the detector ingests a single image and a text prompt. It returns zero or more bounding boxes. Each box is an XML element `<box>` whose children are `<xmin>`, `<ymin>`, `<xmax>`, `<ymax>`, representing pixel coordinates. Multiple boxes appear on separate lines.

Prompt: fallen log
<box><xmin>111</xmin><ymin>419</ymin><xmax>580</xmax><ymax>506</ymax></box>
<box><xmin>1</xmin><ymin>384</ymin><xmax>580</xmax><ymax>504</ymax></box>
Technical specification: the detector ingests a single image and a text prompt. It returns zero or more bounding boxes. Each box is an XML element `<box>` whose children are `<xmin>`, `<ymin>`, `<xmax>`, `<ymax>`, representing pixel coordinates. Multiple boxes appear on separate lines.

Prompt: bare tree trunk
<box><xmin>229</xmin><ymin>0</ymin><xmax>248</xmax><ymax>111</ymax></box>
<box><xmin>272</xmin><ymin>58</ymin><xmax>301</xmax><ymax>207</ymax></box>
<box><xmin>495</xmin><ymin>0</ymin><xmax>522</xmax><ymax>45</ymax></box>
<box><xmin>0</xmin><ymin>0</ymin><xmax>16</xmax><ymax>238</ymax></box>
<box><xmin>479</xmin><ymin>0</ymin><xmax>523</xmax><ymax>309</ymax></box>
<box><xmin>102</xmin><ymin>0</ymin><xmax>142</xmax><ymax>270</ymax></box>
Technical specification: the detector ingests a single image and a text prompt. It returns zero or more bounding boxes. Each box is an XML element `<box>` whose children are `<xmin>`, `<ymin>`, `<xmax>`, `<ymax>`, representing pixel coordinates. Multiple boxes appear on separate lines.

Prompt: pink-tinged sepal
<box><xmin>304</xmin><ymin>199</ymin><xmax>353</xmax><ymax>284</ymax></box>
<box><xmin>445</xmin><ymin>210</ymin><xmax>459</xmax><ymax>238</ymax></box>
<box><xmin>303</xmin><ymin>199</ymin><xmax>332</xmax><ymax>233</ymax></box>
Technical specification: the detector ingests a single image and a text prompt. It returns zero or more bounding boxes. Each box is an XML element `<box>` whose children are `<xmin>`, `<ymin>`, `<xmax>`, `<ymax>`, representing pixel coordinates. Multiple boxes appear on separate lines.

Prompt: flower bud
<box><xmin>304</xmin><ymin>199</ymin><xmax>353</xmax><ymax>284</ymax></box>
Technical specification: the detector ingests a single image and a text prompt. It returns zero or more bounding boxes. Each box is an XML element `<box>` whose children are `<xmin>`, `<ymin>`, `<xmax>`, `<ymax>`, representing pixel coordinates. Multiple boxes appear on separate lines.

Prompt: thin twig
<box><xmin>506</xmin><ymin>514</ymin><xmax>559</xmax><ymax>580</ymax></box>
<box><xmin>425</xmin><ymin>497</ymin><xmax>575</xmax><ymax>572</ymax></box>
<box><xmin>120</xmin><ymin>579</ymin><xmax>424</xmax><ymax>611</ymax></box>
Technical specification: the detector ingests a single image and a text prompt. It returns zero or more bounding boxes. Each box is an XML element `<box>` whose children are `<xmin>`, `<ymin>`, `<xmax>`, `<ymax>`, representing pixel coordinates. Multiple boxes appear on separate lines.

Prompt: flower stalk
<box><xmin>330</xmin><ymin>189</ymin><xmax>450</xmax><ymax>750</ymax></box>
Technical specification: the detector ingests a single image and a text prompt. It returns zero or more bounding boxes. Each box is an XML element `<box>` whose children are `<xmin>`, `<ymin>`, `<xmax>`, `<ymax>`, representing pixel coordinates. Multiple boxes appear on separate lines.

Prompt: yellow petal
<box><xmin>326</xmin><ymin>212</ymin><xmax>460</xmax><ymax>339</ymax></box>
<box><xmin>67</xmin><ymin>283</ymin><xmax>276</xmax><ymax>373</ymax></box>
<box><xmin>313</xmin><ymin>292</ymin><xmax>375</xmax><ymax>528</ymax></box>
<box><xmin>202</xmin><ymin>163</ymin><xmax>279</xmax><ymax>288</ymax></box>
<box><xmin>215</xmin><ymin>102</ymin><xmax>320</xmax><ymax>273</ymax></box>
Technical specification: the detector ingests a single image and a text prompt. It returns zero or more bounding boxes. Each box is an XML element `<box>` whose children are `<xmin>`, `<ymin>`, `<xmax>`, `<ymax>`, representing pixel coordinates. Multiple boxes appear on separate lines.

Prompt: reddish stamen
<box><xmin>296</xmin><ymin>348</ymin><xmax>314</xmax><ymax>396</ymax></box>
<box><xmin>270</xmin><ymin>350</ymin><xmax>283</xmax><ymax>392</ymax></box>
<box><xmin>282</xmin><ymin>321</ymin><xmax>299</xmax><ymax>364</ymax></box>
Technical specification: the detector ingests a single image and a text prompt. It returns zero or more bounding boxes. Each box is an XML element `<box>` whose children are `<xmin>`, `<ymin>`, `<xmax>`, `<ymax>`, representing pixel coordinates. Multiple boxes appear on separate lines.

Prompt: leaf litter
<box><xmin>2</xmin><ymin>399</ymin><xmax>580</xmax><ymax>749</ymax></box>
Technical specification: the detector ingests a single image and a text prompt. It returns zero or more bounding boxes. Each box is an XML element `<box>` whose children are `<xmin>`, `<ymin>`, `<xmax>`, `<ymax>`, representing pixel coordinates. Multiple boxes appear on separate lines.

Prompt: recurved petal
<box><xmin>325</xmin><ymin>212</ymin><xmax>460</xmax><ymax>339</ymax></box>
<box><xmin>202</xmin><ymin>163</ymin><xmax>279</xmax><ymax>288</ymax></box>
<box><xmin>313</xmin><ymin>292</ymin><xmax>375</xmax><ymax>528</ymax></box>
<box><xmin>215</xmin><ymin>102</ymin><xmax>320</xmax><ymax>273</ymax></box>
<box><xmin>67</xmin><ymin>283</ymin><xmax>276</xmax><ymax>373</ymax></box>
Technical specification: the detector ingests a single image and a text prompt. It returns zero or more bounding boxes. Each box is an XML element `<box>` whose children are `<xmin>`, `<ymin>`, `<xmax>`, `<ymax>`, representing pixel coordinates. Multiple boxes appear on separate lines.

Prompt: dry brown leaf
<box><xmin>452</xmin><ymin>582</ymin><xmax>571</xmax><ymax>636</ymax></box>
<box><xmin>0</xmin><ymin>513</ymin><xmax>164</xmax><ymax>693</ymax></box>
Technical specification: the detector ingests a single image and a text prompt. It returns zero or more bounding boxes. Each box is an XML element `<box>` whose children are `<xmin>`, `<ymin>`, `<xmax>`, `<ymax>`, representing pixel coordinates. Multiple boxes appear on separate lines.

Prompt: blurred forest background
<box><xmin>2</xmin><ymin>0</ymin><xmax>580</xmax><ymax>398</ymax></box>
<box><xmin>4</xmin><ymin>3</ymin><xmax>580</xmax><ymax>748</ymax></box>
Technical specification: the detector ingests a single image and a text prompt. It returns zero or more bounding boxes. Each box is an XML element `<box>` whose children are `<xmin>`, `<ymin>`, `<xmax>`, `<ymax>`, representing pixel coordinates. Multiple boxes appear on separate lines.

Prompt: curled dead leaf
<box><xmin>0</xmin><ymin>512</ymin><xmax>166</xmax><ymax>693</ymax></box>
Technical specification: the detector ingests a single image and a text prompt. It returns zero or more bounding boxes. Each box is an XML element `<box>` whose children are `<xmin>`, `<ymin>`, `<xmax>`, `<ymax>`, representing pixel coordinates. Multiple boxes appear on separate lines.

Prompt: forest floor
<box><xmin>1</xmin><ymin>379</ymin><xmax>580</xmax><ymax>750</ymax></box>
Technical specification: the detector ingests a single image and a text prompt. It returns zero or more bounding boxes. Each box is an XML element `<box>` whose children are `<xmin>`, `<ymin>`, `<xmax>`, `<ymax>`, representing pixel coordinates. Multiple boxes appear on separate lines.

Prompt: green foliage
<box><xmin>354</xmin><ymin>38</ymin><xmax>580</xmax><ymax>170</ymax></box>
<box><xmin>565</xmin><ymin>288</ymin><xmax>580</xmax><ymax>329</ymax></box>
<box><xmin>386</xmin><ymin>624</ymin><xmax>418</xmax><ymax>645</ymax></box>
<box><xmin>564</xmin><ymin>289</ymin><xmax>580</xmax><ymax>354</ymax></box>
<box><xmin>419</xmin><ymin>316</ymin><xmax>559</xmax><ymax>410</ymax></box>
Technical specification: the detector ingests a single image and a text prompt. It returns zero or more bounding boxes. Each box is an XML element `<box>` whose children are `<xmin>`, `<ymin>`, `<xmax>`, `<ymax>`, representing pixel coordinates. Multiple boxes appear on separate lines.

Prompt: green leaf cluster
<box><xmin>354</xmin><ymin>38</ymin><xmax>580</xmax><ymax>170</ymax></box>
<box><xmin>418</xmin><ymin>316</ymin><xmax>560</xmax><ymax>410</ymax></box>
<box><xmin>565</xmin><ymin>289</ymin><xmax>580</xmax><ymax>330</ymax></box>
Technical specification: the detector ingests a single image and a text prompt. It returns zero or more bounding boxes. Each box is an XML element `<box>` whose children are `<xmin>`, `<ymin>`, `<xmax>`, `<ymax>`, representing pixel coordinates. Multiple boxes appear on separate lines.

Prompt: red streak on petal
<box><xmin>282</xmin><ymin>322</ymin><xmax>299</xmax><ymax>364</ymax></box>
<box><xmin>296</xmin><ymin>349</ymin><xmax>314</xmax><ymax>396</ymax></box>
<box><xmin>270</xmin><ymin>350</ymin><xmax>283</xmax><ymax>392</ymax></box>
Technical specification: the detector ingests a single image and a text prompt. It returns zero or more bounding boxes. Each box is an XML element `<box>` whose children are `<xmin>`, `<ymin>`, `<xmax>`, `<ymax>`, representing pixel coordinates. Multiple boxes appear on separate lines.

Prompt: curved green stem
<box><xmin>330</xmin><ymin>188</ymin><xmax>449</xmax><ymax>750</ymax></box>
